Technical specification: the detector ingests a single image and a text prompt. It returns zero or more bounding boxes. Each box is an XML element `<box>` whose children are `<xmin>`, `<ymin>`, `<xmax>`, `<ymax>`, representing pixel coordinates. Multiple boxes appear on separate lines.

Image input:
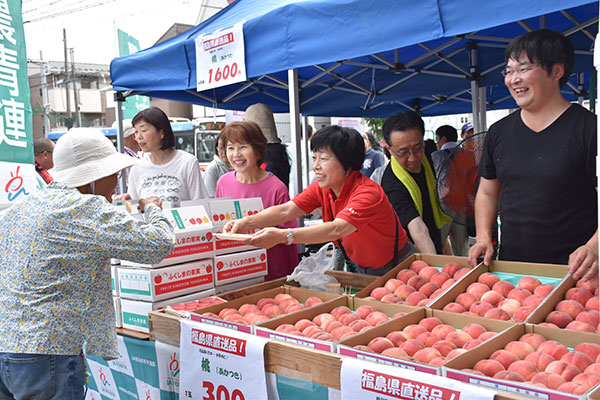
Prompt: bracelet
<box><xmin>286</xmin><ymin>228</ymin><xmax>294</xmax><ymax>245</ymax></box>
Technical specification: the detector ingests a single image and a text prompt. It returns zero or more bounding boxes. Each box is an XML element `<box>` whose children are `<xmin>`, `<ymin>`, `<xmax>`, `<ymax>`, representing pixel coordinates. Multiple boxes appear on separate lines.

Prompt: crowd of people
<box><xmin>0</xmin><ymin>28</ymin><xmax>598</xmax><ymax>396</ymax></box>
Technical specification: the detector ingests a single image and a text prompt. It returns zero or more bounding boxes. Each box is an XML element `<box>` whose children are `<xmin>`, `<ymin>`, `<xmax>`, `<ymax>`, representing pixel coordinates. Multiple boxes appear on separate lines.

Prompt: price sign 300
<box><xmin>202</xmin><ymin>381</ymin><xmax>245</xmax><ymax>400</ymax></box>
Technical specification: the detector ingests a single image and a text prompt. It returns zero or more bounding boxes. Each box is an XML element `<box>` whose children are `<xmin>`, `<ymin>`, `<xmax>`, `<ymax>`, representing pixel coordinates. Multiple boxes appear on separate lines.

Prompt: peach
<box><xmin>430</xmin><ymin>289</ymin><xmax>445</xmax><ymax>299</ymax></box>
<box><xmin>431</xmin><ymin>324</ymin><xmax>456</xmax><ymax>340</ymax></box>
<box><xmin>513</xmin><ymin>306</ymin><xmax>534</xmax><ymax>322</ymax></box>
<box><xmin>467</xmin><ymin>282</ymin><xmax>489</xmax><ymax>300</ymax></box>
<box><xmin>338</xmin><ymin>313</ymin><xmax>360</xmax><ymax>326</ymax></box>
<box><xmin>499</xmin><ymin>299</ymin><xmax>521</xmax><ymax>317</ymax></box>
<box><xmin>585</xmin><ymin>296</ymin><xmax>599</xmax><ymax>311</ymax></box>
<box><xmin>416</xmin><ymin>332</ymin><xmax>441</xmax><ymax>347</ymax></box>
<box><xmin>519</xmin><ymin>333</ymin><xmax>546</xmax><ymax>350</ymax></box>
<box><xmin>453</xmin><ymin>267</ymin><xmax>471</xmax><ymax>280</ymax></box>
<box><xmin>406</xmin><ymin>291</ymin><xmax>427</xmax><ymax>306</ymax></box>
<box><xmin>577</xmin><ymin>279</ymin><xmax>599</xmax><ymax>292</ymax></box>
<box><xmin>381</xmin><ymin>347</ymin><xmax>409</xmax><ymax>359</ymax></box>
<box><xmin>517</xmin><ymin>276</ymin><xmax>542</xmax><ymax>293</ymax></box>
<box><xmin>218</xmin><ymin>308</ymin><xmax>240</xmax><ymax>319</ymax></box>
<box><xmin>484</xmin><ymin>307</ymin><xmax>510</xmax><ymax>320</ymax></box>
<box><xmin>430</xmin><ymin>272</ymin><xmax>451</xmax><ymax>288</ymax></box>
<box><xmin>477</xmin><ymin>272</ymin><xmax>500</xmax><ymax>288</ymax></box>
<box><xmin>353</xmin><ymin>345</ymin><xmax>371</xmax><ymax>352</ymax></box>
<box><xmin>355</xmin><ymin>305</ymin><xmax>377</xmax><ymax>320</ymax></box>
<box><xmin>274</xmin><ymin>293</ymin><xmax>294</xmax><ymax>304</ymax></box>
<box><xmin>534</xmin><ymin>284</ymin><xmax>555</xmax><ymax>298</ymax></box>
<box><xmin>556</xmin><ymin>382</ymin><xmax>589</xmax><ymax>395</ymax></box>
<box><xmin>545</xmin><ymin>360</ymin><xmax>582</xmax><ymax>381</ymax></box>
<box><xmin>238</xmin><ymin>303</ymin><xmax>260</xmax><ymax>315</ymax></box>
<box><xmin>556</xmin><ymin>300</ymin><xmax>585</xmax><ymax>319</ymax></box>
<box><xmin>322</xmin><ymin>320</ymin><xmax>343</xmax><ymax>333</ymax></box>
<box><xmin>279</xmin><ymin>298</ymin><xmax>300</xmax><ymax>310</ymax></box>
<box><xmin>394</xmin><ymin>284</ymin><xmax>416</xmax><ymax>300</ymax></box>
<box><xmin>295</xmin><ymin>319</ymin><xmax>315</xmax><ymax>332</ymax></box>
<box><xmin>262</xmin><ymin>304</ymin><xmax>282</xmax><ymax>318</ymax></box>
<box><xmin>349</xmin><ymin>319</ymin><xmax>372</xmax><ymax>332</ymax></box>
<box><xmin>401</xmin><ymin>339</ymin><xmax>426</xmax><ymax>356</ymax></box>
<box><xmin>479</xmin><ymin>331</ymin><xmax>497</xmax><ymax>341</ymax></box>
<box><xmin>433</xmin><ymin>340</ymin><xmax>457</xmax><ymax>356</ymax></box>
<box><xmin>566</xmin><ymin>287</ymin><xmax>594</xmax><ymax>306</ymax></box>
<box><xmin>492</xmin><ymin>281</ymin><xmax>515</xmax><ymax>298</ymax></box>
<box><xmin>224</xmin><ymin>314</ymin><xmax>246</xmax><ymax>323</ymax></box>
<box><xmin>429</xmin><ymin>357</ymin><xmax>447</xmax><ymax>366</ymax></box>
<box><xmin>370</xmin><ymin>287</ymin><xmax>391</xmax><ymax>300</ymax></box>
<box><xmin>456</xmin><ymin>293</ymin><xmax>478</xmax><ymax>310</ymax></box>
<box><xmin>525</xmin><ymin>352</ymin><xmax>555</xmax><ymax>371</ymax></box>
<box><xmin>419</xmin><ymin>317</ymin><xmax>442</xmax><ymax>332</ymax></box>
<box><xmin>302</xmin><ymin>325</ymin><xmax>322</xmax><ymax>337</ymax></box>
<box><xmin>574</xmin><ymin>343</ymin><xmax>600</xmax><ymax>360</ymax></box>
<box><xmin>331</xmin><ymin>326</ymin><xmax>355</xmax><ymax>340</ymax></box>
<box><xmin>538</xmin><ymin>340</ymin><xmax>569</xmax><ymax>360</ymax></box>
<box><xmin>257</xmin><ymin>298</ymin><xmax>276</xmax><ymax>310</ymax></box>
<box><xmin>275</xmin><ymin>323</ymin><xmax>296</xmax><ymax>333</ymax></box>
<box><xmin>572</xmin><ymin>372</ymin><xmax>600</xmax><ymax>388</ymax></box>
<box><xmin>407</xmin><ymin>276</ymin><xmax>427</xmax><ymax>290</ymax></box>
<box><xmin>419</xmin><ymin>266</ymin><xmax>439</xmax><ymax>281</ymax></box>
<box><xmin>447</xmin><ymin>348</ymin><xmax>467</xmax><ymax>359</ymax></box>
<box><xmin>304</xmin><ymin>296</ymin><xmax>323</xmax><ymax>307</ymax></box>
<box><xmin>470</xmin><ymin>301</ymin><xmax>494</xmax><ymax>316</ymax></box>
<box><xmin>403</xmin><ymin>324</ymin><xmax>427</xmax><ymax>339</ymax></box>
<box><xmin>546</xmin><ymin>311</ymin><xmax>573</xmax><ymax>328</ymax></box>
<box><xmin>384</xmin><ymin>279</ymin><xmax>402</xmax><ymax>293</ymax></box>
<box><xmin>446</xmin><ymin>331</ymin><xmax>473</xmax><ymax>348</ymax></box>
<box><xmin>386</xmin><ymin>331</ymin><xmax>407</xmax><ymax>346</ymax></box>
<box><xmin>586</xmin><ymin>362</ymin><xmax>600</xmax><ymax>374</ymax></box>
<box><xmin>284</xmin><ymin>303</ymin><xmax>304</xmax><ymax>313</ymax></box>
<box><xmin>464</xmin><ymin>339</ymin><xmax>483</xmax><ymax>350</ymax></box>
<box><xmin>246</xmin><ymin>314</ymin><xmax>269</xmax><ymax>324</ymax></box>
<box><xmin>491</xmin><ymin>349</ymin><xmax>520</xmax><ymax>369</ymax></box>
<box><xmin>365</xmin><ymin>311</ymin><xmax>389</xmax><ymax>326</ymax></box>
<box><xmin>367</xmin><ymin>337</ymin><xmax>395</xmax><ymax>354</ymax></box>
<box><xmin>474</xmin><ymin>359</ymin><xmax>505</xmax><ymax>377</ymax></box>
<box><xmin>419</xmin><ymin>282</ymin><xmax>440</xmax><ymax>298</ymax></box>
<box><xmin>397</xmin><ymin>269</ymin><xmax>417</xmax><ymax>283</ymax></box>
<box><xmin>441</xmin><ymin>279</ymin><xmax>456</xmax><ymax>290</ymax></box>
<box><xmin>442</xmin><ymin>262</ymin><xmax>461</xmax><ymax>277</ymax></box>
<box><xmin>531</xmin><ymin>372</ymin><xmax>566</xmax><ymax>390</ymax></box>
<box><xmin>313</xmin><ymin>312</ymin><xmax>335</xmax><ymax>327</ymax></box>
<box><xmin>462</xmin><ymin>323</ymin><xmax>487</xmax><ymax>339</ymax></box>
<box><xmin>443</xmin><ymin>302</ymin><xmax>467</xmax><ymax>313</ymax></box>
<box><xmin>507</xmin><ymin>288</ymin><xmax>531</xmax><ymax>303</ymax></box>
<box><xmin>576</xmin><ymin>310</ymin><xmax>600</xmax><ymax>327</ymax></box>
<box><xmin>313</xmin><ymin>332</ymin><xmax>335</xmax><ymax>341</ymax></box>
<box><xmin>561</xmin><ymin>351</ymin><xmax>594</xmax><ymax>372</ymax></box>
<box><xmin>522</xmin><ymin>295</ymin><xmax>543</xmax><ymax>309</ymax></box>
<box><xmin>493</xmin><ymin>371</ymin><xmax>525</xmax><ymax>382</ymax></box>
<box><xmin>505</xmin><ymin>341</ymin><xmax>535</xmax><ymax>359</ymax></box>
<box><xmin>410</xmin><ymin>260</ymin><xmax>429</xmax><ymax>273</ymax></box>
<box><xmin>392</xmin><ymin>312</ymin><xmax>406</xmax><ymax>319</ymax></box>
<box><xmin>413</xmin><ymin>348</ymin><xmax>442</xmax><ymax>364</ymax></box>
<box><xmin>380</xmin><ymin>293</ymin><xmax>400</xmax><ymax>303</ymax></box>
<box><xmin>566</xmin><ymin>320</ymin><xmax>596</xmax><ymax>332</ymax></box>
<box><xmin>330</xmin><ymin>306</ymin><xmax>352</xmax><ymax>320</ymax></box>
<box><xmin>507</xmin><ymin>360</ymin><xmax>537</xmax><ymax>380</ymax></box>
<box><xmin>481</xmin><ymin>291</ymin><xmax>504</xmax><ymax>307</ymax></box>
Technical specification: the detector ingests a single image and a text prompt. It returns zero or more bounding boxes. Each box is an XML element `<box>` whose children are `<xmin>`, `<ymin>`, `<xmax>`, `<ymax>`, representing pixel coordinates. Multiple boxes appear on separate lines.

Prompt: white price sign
<box><xmin>179</xmin><ymin>319</ymin><xmax>269</xmax><ymax>400</ymax></box>
<box><xmin>195</xmin><ymin>23</ymin><xmax>247</xmax><ymax>91</ymax></box>
<box><xmin>341</xmin><ymin>358</ymin><xmax>495</xmax><ymax>400</ymax></box>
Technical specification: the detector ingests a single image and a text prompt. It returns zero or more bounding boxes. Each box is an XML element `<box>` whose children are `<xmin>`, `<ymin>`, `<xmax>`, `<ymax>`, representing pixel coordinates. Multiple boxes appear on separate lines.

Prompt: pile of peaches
<box><xmin>353</xmin><ymin>316</ymin><xmax>496</xmax><ymax>365</ymax></box>
<box><xmin>543</xmin><ymin>279</ymin><xmax>599</xmax><ymax>332</ymax></box>
<box><xmin>202</xmin><ymin>293</ymin><xmax>324</xmax><ymax>325</ymax></box>
<box><xmin>169</xmin><ymin>296</ymin><xmax>226</xmax><ymax>312</ymax></box>
<box><xmin>365</xmin><ymin>261</ymin><xmax>469</xmax><ymax>305</ymax></box>
<box><xmin>467</xmin><ymin>333</ymin><xmax>600</xmax><ymax>394</ymax></box>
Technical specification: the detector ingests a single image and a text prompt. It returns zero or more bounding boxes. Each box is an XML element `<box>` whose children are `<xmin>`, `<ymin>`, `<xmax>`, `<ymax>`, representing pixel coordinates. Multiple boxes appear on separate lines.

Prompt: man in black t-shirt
<box><xmin>468</xmin><ymin>29</ymin><xmax>598</xmax><ymax>282</ymax></box>
<box><xmin>381</xmin><ymin>112</ymin><xmax>452</xmax><ymax>254</ymax></box>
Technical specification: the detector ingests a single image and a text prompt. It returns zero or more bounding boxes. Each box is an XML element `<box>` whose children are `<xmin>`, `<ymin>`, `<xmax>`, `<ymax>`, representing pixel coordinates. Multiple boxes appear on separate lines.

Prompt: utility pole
<box><xmin>39</xmin><ymin>51</ymin><xmax>50</xmax><ymax>135</ymax></box>
<box><xmin>62</xmin><ymin>28</ymin><xmax>71</xmax><ymax>120</ymax></box>
<box><xmin>70</xmin><ymin>48</ymin><xmax>82</xmax><ymax>127</ymax></box>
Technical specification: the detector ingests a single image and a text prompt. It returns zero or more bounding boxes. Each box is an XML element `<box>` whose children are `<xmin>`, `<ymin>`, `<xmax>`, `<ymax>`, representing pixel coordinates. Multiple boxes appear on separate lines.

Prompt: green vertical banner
<box><xmin>117</xmin><ymin>29</ymin><xmax>149</xmax><ymax>119</ymax></box>
<box><xmin>0</xmin><ymin>0</ymin><xmax>42</xmax><ymax>208</ymax></box>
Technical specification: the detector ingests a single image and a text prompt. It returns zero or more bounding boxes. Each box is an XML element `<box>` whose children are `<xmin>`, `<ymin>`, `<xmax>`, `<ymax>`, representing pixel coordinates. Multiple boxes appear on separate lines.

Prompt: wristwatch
<box><xmin>286</xmin><ymin>228</ymin><xmax>294</xmax><ymax>245</ymax></box>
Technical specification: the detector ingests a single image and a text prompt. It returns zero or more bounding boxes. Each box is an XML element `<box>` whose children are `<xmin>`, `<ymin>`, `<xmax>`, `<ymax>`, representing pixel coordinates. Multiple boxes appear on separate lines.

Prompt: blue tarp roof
<box><xmin>110</xmin><ymin>0</ymin><xmax>598</xmax><ymax>117</ymax></box>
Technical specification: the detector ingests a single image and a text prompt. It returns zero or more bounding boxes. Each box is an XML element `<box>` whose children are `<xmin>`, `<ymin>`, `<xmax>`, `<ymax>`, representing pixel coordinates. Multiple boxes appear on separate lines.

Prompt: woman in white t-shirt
<box><xmin>116</xmin><ymin>107</ymin><xmax>208</xmax><ymax>207</ymax></box>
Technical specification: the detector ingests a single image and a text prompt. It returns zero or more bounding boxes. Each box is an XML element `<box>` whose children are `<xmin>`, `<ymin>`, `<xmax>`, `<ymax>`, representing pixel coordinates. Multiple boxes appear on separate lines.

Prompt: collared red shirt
<box><xmin>0</xmin><ymin>182</ymin><xmax>175</xmax><ymax>359</ymax></box>
<box><xmin>34</xmin><ymin>161</ymin><xmax>53</xmax><ymax>184</ymax></box>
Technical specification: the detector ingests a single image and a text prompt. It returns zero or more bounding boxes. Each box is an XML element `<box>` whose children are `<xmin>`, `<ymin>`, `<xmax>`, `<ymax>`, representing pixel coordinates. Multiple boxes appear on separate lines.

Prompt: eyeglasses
<box><xmin>390</xmin><ymin>145</ymin><xmax>424</xmax><ymax>159</ymax></box>
<box><xmin>500</xmin><ymin>64</ymin><xmax>542</xmax><ymax>78</ymax></box>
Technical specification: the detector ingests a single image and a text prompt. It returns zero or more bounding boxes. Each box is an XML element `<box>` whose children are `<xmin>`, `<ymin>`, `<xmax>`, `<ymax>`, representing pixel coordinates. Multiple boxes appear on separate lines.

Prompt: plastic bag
<box><xmin>286</xmin><ymin>242</ymin><xmax>339</xmax><ymax>292</ymax></box>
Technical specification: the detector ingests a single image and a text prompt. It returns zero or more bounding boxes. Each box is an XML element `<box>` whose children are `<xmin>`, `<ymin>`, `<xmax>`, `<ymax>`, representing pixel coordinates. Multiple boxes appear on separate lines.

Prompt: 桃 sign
<box><xmin>195</xmin><ymin>22</ymin><xmax>246</xmax><ymax>91</ymax></box>
<box><xmin>179</xmin><ymin>319</ymin><xmax>268</xmax><ymax>400</ymax></box>
<box><xmin>341</xmin><ymin>358</ymin><xmax>496</xmax><ymax>400</ymax></box>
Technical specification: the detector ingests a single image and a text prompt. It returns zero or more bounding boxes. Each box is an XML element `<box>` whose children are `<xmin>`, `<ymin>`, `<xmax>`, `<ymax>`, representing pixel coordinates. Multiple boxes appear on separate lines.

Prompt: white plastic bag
<box><xmin>287</xmin><ymin>242</ymin><xmax>339</xmax><ymax>291</ymax></box>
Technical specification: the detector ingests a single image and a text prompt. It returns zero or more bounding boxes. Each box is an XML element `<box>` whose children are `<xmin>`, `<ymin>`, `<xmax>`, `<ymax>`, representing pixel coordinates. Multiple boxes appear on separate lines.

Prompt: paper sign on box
<box><xmin>214</xmin><ymin>248</ymin><xmax>267</xmax><ymax>286</ymax></box>
<box><xmin>121</xmin><ymin>205</ymin><xmax>215</xmax><ymax>268</ymax></box>
<box><xmin>118</xmin><ymin>259</ymin><xmax>215</xmax><ymax>302</ymax></box>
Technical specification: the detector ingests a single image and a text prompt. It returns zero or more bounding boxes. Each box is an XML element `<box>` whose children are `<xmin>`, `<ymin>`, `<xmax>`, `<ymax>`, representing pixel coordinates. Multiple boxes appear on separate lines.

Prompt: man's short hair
<box><xmin>505</xmin><ymin>29</ymin><xmax>574</xmax><ymax>89</ymax></box>
<box><xmin>33</xmin><ymin>137</ymin><xmax>54</xmax><ymax>156</ymax></box>
<box><xmin>382</xmin><ymin>111</ymin><xmax>425</xmax><ymax>146</ymax></box>
<box><xmin>310</xmin><ymin>125</ymin><xmax>364</xmax><ymax>172</ymax></box>
<box><xmin>435</xmin><ymin>125</ymin><xmax>458</xmax><ymax>143</ymax></box>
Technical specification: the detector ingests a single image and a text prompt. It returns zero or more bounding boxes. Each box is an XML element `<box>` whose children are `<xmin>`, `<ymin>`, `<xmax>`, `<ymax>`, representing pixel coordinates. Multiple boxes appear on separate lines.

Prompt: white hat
<box><xmin>51</xmin><ymin>128</ymin><xmax>139</xmax><ymax>188</ymax></box>
<box><xmin>245</xmin><ymin>103</ymin><xmax>281</xmax><ymax>144</ymax></box>
<box><xmin>111</xmin><ymin>119</ymin><xmax>136</xmax><ymax>138</ymax></box>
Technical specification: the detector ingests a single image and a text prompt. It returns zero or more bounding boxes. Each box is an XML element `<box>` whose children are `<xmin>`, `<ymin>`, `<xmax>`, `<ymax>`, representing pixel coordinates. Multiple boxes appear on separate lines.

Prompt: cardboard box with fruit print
<box><xmin>209</xmin><ymin>198</ymin><xmax>263</xmax><ymax>255</ymax></box>
<box><xmin>213</xmin><ymin>248</ymin><xmax>268</xmax><ymax>286</ymax></box>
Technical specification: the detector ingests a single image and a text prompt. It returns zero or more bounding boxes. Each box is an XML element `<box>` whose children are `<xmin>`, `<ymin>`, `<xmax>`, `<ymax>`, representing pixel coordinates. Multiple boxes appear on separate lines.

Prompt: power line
<box><xmin>24</xmin><ymin>0</ymin><xmax>118</xmax><ymax>23</ymax></box>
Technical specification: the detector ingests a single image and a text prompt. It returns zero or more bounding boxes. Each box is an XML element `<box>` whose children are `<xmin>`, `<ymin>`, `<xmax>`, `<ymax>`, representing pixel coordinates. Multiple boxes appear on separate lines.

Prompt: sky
<box><xmin>23</xmin><ymin>0</ymin><xmax>227</xmax><ymax>65</ymax></box>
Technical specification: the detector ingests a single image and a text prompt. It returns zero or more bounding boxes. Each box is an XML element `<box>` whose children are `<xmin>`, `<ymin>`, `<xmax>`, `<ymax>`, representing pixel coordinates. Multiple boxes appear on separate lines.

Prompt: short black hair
<box><xmin>505</xmin><ymin>29</ymin><xmax>574</xmax><ymax>89</ymax></box>
<box><xmin>33</xmin><ymin>137</ymin><xmax>54</xmax><ymax>155</ymax></box>
<box><xmin>382</xmin><ymin>111</ymin><xmax>425</xmax><ymax>145</ymax></box>
<box><xmin>132</xmin><ymin>107</ymin><xmax>175</xmax><ymax>150</ymax></box>
<box><xmin>435</xmin><ymin>125</ymin><xmax>457</xmax><ymax>143</ymax></box>
<box><xmin>310</xmin><ymin>125</ymin><xmax>364</xmax><ymax>172</ymax></box>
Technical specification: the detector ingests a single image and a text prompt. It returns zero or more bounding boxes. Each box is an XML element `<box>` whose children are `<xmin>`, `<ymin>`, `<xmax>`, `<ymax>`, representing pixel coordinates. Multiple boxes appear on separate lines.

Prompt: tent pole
<box><xmin>302</xmin><ymin>115</ymin><xmax>310</xmax><ymax>189</ymax></box>
<box><xmin>288</xmin><ymin>69</ymin><xmax>305</xmax><ymax>252</ymax></box>
<box><xmin>115</xmin><ymin>91</ymin><xmax>126</xmax><ymax>195</ymax></box>
<box><xmin>469</xmin><ymin>43</ymin><xmax>480</xmax><ymax>133</ymax></box>
<box><xmin>595</xmin><ymin>5</ymin><xmax>600</xmax><ymax>288</ymax></box>
<box><xmin>478</xmin><ymin>86</ymin><xmax>487</xmax><ymax>131</ymax></box>
<box><xmin>578</xmin><ymin>72</ymin><xmax>585</xmax><ymax>105</ymax></box>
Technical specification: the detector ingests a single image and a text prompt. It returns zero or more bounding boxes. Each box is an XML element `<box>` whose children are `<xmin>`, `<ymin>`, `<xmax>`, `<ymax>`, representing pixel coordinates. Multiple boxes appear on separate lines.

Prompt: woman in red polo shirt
<box><xmin>223</xmin><ymin>125</ymin><xmax>415</xmax><ymax>276</ymax></box>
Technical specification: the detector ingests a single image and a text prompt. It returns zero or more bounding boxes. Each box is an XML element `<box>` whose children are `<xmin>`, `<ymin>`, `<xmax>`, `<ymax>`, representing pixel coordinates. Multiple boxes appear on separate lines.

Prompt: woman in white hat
<box><xmin>0</xmin><ymin>129</ymin><xmax>175</xmax><ymax>398</ymax></box>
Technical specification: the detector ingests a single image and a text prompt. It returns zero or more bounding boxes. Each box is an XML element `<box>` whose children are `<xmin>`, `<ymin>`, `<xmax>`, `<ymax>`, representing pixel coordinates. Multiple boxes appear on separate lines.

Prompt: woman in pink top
<box><xmin>216</xmin><ymin>121</ymin><xmax>299</xmax><ymax>280</ymax></box>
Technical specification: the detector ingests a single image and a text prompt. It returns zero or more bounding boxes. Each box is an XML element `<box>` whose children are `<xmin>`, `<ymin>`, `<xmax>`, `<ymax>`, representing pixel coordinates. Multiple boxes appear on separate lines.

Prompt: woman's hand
<box><xmin>138</xmin><ymin>196</ymin><xmax>162</xmax><ymax>211</ymax></box>
<box><xmin>468</xmin><ymin>240</ymin><xmax>494</xmax><ymax>267</ymax></box>
<box><xmin>224</xmin><ymin>217</ymin><xmax>250</xmax><ymax>234</ymax></box>
<box><xmin>246</xmin><ymin>227</ymin><xmax>286</xmax><ymax>249</ymax></box>
<box><xmin>113</xmin><ymin>193</ymin><xmax>132</xmax><ymax>201</ymax></box>
<box><xmin>569</xmin><ymin>244</ymin><xmax>599</xmax><ymax>281</ymax></box>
